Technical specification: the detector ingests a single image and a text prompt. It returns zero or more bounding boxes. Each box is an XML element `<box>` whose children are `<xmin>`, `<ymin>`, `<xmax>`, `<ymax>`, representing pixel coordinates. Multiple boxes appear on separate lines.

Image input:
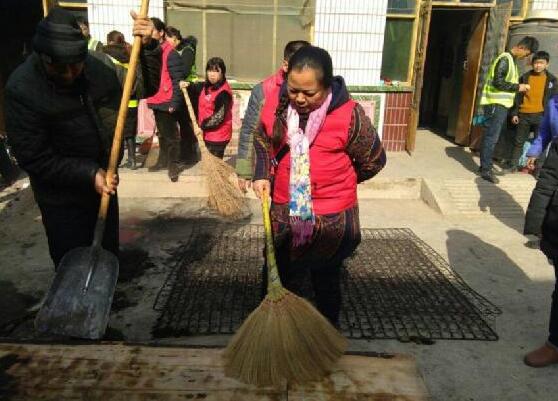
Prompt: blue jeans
<box><xmin>480</xmin><ymin>104</ymin><xmax>509</xmax><ymax>173</ymax></box>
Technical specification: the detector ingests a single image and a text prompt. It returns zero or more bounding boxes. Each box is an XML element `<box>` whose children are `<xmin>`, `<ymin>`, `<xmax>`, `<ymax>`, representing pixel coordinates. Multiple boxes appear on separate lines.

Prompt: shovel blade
<box><xmin>35</xmin><ymin>246</ymin><xmax>119</xmax><ymax>339</ymax></box>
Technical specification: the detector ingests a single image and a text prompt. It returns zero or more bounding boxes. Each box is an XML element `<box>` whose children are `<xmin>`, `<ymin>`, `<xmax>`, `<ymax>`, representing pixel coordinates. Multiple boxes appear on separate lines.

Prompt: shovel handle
<box><xmin>95</xmin><ymin>0</ymin><xmax>150</xmax><ymax>245</ymax></box>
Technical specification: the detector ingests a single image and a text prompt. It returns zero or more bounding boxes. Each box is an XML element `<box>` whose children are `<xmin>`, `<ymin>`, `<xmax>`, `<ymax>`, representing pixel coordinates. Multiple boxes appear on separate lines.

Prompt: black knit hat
<box><xmin>33</xmin><ymin>8</ymin><xmax>88</xmax><ymax>64</ymax></box>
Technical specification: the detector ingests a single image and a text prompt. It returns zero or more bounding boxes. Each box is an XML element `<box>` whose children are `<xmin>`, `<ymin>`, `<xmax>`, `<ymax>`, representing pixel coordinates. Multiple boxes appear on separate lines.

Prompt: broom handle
<box><xmin>181</xmin><ymin>86</ymin><xmax>210</xmax><ymax>156</ymax></box>
<box><xmin>94</xmin><ymin>0</ymin><xmax>150</xmax><ymax>247</ymax></box>
<box><xmin>261</xmin><ymin>190</ymin><xmax>284</xmax><ymax>294</ymax></box>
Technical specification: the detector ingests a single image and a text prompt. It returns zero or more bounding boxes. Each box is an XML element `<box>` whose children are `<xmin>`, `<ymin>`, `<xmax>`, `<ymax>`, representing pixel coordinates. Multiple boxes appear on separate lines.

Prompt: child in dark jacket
<box><xmin>507</xmin><ymin>51</ymin><xmax>558</xmax><ymax>172</ymax></box>
<box><xmin>183</xmin><ymin>57</ymin><xmax>233</xmax><ymax>159</ymax></box>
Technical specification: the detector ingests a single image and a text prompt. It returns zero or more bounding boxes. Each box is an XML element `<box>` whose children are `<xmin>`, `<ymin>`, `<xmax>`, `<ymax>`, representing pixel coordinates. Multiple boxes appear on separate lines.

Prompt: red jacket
<box><xmin>260</xmin><ymin>98</ymin><xmax>357</xmax><ymax>214</ymax></box>
<box><xmin>262</xmin><ymin>69</ymin><xmax>284</xmax><ymax>102</ymax></box>
<box><xmin>146</xmin><ymin>41</ymin><xmax>175</xmax><ymax>107</ymax></box>
<box><xmin>198</xmin><ymin>81</ymin><xmax>233</xmax><ymax>143</ymax></box>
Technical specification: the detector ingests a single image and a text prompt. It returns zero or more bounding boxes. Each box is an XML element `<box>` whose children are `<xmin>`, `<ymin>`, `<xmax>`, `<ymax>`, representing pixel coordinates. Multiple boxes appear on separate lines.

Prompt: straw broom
<box><xmin>180</xmin><ymin>86</ymin><xmax>246</xmax><ymax>217</ymax></box>
<box><xmin>223</xmin><ymin>191</ymin><xmax>347</xmax><ymax>387</ymax></box>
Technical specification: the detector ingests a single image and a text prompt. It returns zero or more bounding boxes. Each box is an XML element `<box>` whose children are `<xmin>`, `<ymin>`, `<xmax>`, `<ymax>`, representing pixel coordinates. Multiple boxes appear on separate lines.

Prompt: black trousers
<box><xmin>38</xmin><ymin>196</ymin><xmax>119</xmax><ymax>269</ymax></box>
<box><xmin>178</xmin><ymin>110</ymin><xmax>197</xmax><ymax>162</ymax></box>
<box><xmin>549</xmin><ymin>261</ymin><xmax>558</xmax><ymax>347</ymax></box>
<box><xmin>124</xmin><ymin>107</ymin><xmax>138</xmax><ymax>140</ymax></box>
<box><xmin>154</xmin><ymin>110</ymin><xmax>180</xmax><ymax>167</ymax></box>
<box><xmin>205</xmin><ymin>141</ymin><xmax>228</xmax><ymax>159</ymax></box>
<box><xmin>510</xmin><ymin>112</ymin><xmax>543</xmax><ymax>168</ymax></box>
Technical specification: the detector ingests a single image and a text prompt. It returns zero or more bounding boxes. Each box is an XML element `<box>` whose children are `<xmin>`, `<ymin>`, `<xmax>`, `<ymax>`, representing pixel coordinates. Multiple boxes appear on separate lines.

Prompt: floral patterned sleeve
<box><xmin>346</xmin><ymin>103</ymin><xmax>386</xmax><ymax>183</ymax></box>
<box><xmin>253</xmin><ymin>124</ymin><xmax>272</xmax><ymax>181</ymax></box>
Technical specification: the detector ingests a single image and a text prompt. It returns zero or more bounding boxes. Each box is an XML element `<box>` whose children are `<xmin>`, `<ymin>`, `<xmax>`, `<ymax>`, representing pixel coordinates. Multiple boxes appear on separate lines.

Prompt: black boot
<box><xmin>168</xmin><ymin>161</ymin><xmax>180</xmax><ymax>182</ymax></box>
<box><xmin>125</xmin><ymin>137</ymin><xmax>137</xmax><ymax>170</ymax></box>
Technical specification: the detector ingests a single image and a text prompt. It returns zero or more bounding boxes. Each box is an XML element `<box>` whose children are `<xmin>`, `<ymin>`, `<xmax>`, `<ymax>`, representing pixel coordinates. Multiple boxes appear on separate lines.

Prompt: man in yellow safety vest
<box><xmin>102</xmin><ymin>30</ymin><xmax>141</xmax><ymax>169</ymax></box>
<box><xmin>479</xmin><ymin>36</ymin><xmax>538</xmax><ymax>184</ymax></box>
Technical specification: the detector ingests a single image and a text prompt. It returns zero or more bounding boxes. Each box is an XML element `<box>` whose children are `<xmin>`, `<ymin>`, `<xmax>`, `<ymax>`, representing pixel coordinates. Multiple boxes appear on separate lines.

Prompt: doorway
<box><xmin>419</xmin><ymin>9</ymin><xmax>487</xmax><ymax>140</ymax></box>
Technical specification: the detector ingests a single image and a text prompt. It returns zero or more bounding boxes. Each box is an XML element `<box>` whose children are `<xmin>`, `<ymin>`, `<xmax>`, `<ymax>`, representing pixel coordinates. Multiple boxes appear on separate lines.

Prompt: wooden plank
<box><xmin>289</xmin><ymin>354</ymin><xmax>430</xmax><ymax>401</ymax></box>
<box><xmin>0</xmin><ymin>344</ymin><xmax>286</xmax><ymax>401</ymax></box>
<box><xmin>0</xmin><ymin>344</ymin><xmax>430</xmax><ymax>401</ymax></box>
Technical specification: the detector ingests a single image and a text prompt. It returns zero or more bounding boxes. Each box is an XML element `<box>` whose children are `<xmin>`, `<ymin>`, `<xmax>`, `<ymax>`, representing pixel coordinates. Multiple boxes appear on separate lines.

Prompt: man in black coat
<box><xmin>4</xmin><ymin>8</ymin><xmax>161</xmax><ymax>268</ymax></box>
<box><xmin>524</xmin><ymin>139</ymin><xmax>558</xmax><ymax>367</ymax></box>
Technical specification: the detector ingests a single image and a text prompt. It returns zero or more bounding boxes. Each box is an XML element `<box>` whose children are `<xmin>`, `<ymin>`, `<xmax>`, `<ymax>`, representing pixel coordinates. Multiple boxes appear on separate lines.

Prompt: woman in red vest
<box><xmin>146</xmin><ymin>21</ymin><xmax>188</xmax><ymax>182</ymax></box>
<box><xmin>186</xmin><ymin>57</ymin><xmax>233</xmax><ymax>159</ymax></box>
<box><xmin>252</xmin><ymin>46</ymin><xmax>386</xmax><ymax>325</ymax></box>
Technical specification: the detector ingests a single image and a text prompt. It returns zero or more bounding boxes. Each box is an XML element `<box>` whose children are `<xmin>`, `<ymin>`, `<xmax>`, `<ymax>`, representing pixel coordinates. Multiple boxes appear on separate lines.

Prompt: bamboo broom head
<box><xmin>223</xmin><ymin>287</ymin><xmax>347</xmax><ymax>387</ymax></box>
<box><xmin>199</xmin><ymin>151</ymin><xmax>246</xmax><ymax>218</ymax></box>
<box><xmin>223</xmin><ymin>193</ymin><xmax>347</xmax><ymax>386</ymax></box>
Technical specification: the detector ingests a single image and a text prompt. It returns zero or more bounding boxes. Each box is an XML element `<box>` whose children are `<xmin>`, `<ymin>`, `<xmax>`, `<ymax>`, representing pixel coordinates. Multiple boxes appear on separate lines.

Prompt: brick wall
<box><xmin>382</xmin><ymin>92</ymin><xmax>412</xmax><ymax>152</ymax></box>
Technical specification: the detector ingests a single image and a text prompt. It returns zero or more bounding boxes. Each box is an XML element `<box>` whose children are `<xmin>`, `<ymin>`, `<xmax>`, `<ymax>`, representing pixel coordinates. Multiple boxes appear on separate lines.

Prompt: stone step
<box><xmin>118</xmin><ymin>168</ymin><xmax>423</xmax><ymax>200</ymax></box>
<box><xmin>421</xmin><ymin>176</ymin><xmax>536</xmax><ymax>216</ymax></box>
<box><xmin>118</xmin><ymin>166</ymin><xmax>537</xmax><ymax>218</ymax></box>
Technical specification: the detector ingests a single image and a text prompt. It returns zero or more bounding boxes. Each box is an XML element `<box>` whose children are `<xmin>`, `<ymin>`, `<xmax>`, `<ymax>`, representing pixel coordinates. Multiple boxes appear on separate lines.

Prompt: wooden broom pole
<box><xmin>98</xmin><ymin>0</ymin><xmax>150</xmax><ymax>221</ymax></box>
<box><xmin>181</xmin><ymin>85</ymin><xmax>208</xmax><ymax>154</ymax></box>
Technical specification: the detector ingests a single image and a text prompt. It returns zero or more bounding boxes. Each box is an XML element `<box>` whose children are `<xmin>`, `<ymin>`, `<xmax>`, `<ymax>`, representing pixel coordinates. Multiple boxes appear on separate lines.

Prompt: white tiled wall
<box><xmin>88</xmin><ymin>0</ymin><xmax>164</xmax><ymax>46</ymax></box>
<box><xmin>313</xmin><ymin>0</ymin><xmax>388</xmax><ymax>86</ymax></box>
<box><xmin>530</xmin><ymin>0</ymin><xmax>558</xmax><ymax>11</ymax></box>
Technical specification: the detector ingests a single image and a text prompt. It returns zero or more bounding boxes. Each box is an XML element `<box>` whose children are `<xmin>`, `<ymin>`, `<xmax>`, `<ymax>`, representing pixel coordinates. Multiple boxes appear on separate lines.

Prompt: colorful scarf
<box><xmin>286</xmin><ymin>91</ymin><xmax>332</xmax><ymax>247</ymax></box>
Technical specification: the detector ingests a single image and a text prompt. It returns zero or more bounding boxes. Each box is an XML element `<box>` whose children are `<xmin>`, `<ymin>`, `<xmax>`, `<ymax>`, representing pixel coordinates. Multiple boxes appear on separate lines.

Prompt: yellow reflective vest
<box><xmin>88</xmin><ymin>38</ymin><xmax>100</xmax><ymax>51</ymax></box>
<box><xmin>107</xmin><ymin>55</ymin><xmax>138</xmax><ymax>108</ymax></box>
<box><xmin>480</xmin><ymin>52</ymin><xmax>519</xmax><ymax>108</ymax></box>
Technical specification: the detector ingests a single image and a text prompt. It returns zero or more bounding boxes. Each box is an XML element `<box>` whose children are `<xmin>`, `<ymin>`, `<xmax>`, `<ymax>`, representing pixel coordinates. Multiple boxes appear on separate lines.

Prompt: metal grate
<box><xmin>153</xmin><ymin>225</ymin><xmax>500</xmax><ymax>341</ymax></box>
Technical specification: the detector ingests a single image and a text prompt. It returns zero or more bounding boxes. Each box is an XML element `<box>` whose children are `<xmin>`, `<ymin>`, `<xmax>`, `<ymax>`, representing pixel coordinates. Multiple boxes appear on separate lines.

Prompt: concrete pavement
<box><xmin>0</xmin><ymin>130</ymin><xmax>555</xmax><ymax>401</ymax></box>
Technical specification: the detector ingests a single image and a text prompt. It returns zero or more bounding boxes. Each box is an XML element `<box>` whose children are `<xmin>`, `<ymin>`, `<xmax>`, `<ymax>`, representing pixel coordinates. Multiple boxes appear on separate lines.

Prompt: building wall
<box><xmin>88</xmin><ymin>0</ymin><xmax>165</xmax><ymax>45</ymax></box>
<box><xmin>313</xmin><ymin>0</ymin><xmax>388</xmax><ymax>86</ymax></box>
<box><xmin>530</xmin><ymin>0</ymin><xmax>558</xmax><ymax>11</ymax></box>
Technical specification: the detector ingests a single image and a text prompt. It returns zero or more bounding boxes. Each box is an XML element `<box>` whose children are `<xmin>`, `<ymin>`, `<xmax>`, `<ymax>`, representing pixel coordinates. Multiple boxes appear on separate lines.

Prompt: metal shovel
<box><xmin>34</xmin><ymin>0</ymin><xmax>150</xmax><ymax>340</ymax></box>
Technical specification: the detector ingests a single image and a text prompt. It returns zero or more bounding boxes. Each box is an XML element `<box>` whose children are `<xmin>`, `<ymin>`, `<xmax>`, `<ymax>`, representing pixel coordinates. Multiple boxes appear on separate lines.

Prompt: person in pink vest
<box><xmin>235</xmin><ymin>40</ymin><xmax>311</xmax><ymax>191</ymax></box>
<box><xmin>146</xmin><ymin>19</ymin><xmax>188</xmax><ymax>182</ymax></box>
<box><xmin>252</xmin><ymin>46</ymin><xmax>386</xmax><ymax>325</ymax></box>
<box><xmin>184</xmin><ymin>57</ymin><xmax>233</xmax><ymax>159</ymax></box>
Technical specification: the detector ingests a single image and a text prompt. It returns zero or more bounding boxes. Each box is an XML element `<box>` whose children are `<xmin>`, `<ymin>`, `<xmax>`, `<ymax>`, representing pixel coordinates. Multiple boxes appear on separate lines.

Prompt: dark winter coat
<box><xmin>525</xmin><ymin>140</ymin><xmax>558</xmax><ymax>260</ymax></box>
<box><xmin>5</xmin><ymin>40</ymin><xmax>161</xmax><ymax>207</ymax></box>
<box><xmin>492</xmin><ymin>53</ymin><xmax>520</xmax><ymax>92</ymax></box>
<box><xmin>510</xmin><ymin>70</ymin><xmax>558</xmax><ymax>117</ymax></box>
<box><xmin>176</xmin><ymin>37</ymin><xmax>196</xmax><ymax>80</ymax></box>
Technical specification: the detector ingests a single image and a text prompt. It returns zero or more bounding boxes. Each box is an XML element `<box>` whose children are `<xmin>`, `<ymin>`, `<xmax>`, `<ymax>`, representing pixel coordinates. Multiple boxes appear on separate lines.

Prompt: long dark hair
<box><xmin>272</xmin><ymin>46</ymin><xmax>333</xmax><ymax>147</ymax></box>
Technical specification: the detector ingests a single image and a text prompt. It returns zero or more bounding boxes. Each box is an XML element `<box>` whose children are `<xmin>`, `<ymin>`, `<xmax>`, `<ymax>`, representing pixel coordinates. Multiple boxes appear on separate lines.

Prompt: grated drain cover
<box><xmin>153</xmin><ymin>225</ymin><xmax>500</xmax><ymax>341</ymax></box>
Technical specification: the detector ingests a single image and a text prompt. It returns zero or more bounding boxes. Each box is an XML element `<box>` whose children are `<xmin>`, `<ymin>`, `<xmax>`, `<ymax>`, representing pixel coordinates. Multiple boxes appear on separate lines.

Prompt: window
<box><xmin>383</xmin><ymin>1</ymin><xmax>416</xmax><ymax>83</ymax></box>
<box><xmin>511</xmin><ymin>0</ymin><xmax>525</xmax><ymax>17</ymax></box>
<box><xmin>381</xmin><ymin>19</ymin><xmax>413</xmax><ymax>82</ymax></box>
<box><xmin>387</xmin><ymin>0</ymin><xmax>416</xmax><ymax>15</ymax></box>
<box><xmin>167</xmin><ymin>1</ymin><xmax>313</xmax><ymax>83</ymax></box>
